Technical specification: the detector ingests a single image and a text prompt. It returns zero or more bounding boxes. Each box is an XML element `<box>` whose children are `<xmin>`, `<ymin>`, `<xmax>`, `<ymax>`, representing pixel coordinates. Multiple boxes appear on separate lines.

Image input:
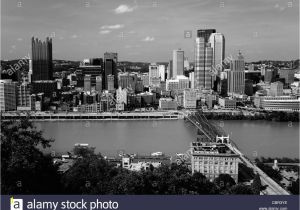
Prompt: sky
<box><xmin>1</xmin><ymin>0</ymin><xmax>299</xmax><ymax>62</ymax></box>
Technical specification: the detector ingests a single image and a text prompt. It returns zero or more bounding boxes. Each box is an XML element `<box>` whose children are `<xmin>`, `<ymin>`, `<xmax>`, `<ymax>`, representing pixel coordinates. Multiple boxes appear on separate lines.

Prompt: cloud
<box><xmin>114</xmin><ymin>5</ymin><xmax>136</xmax><ymax>14</ymax></box>
<box><xmin>101</xmin><ymin>24</ymin><xmax>124</xmax><ymax>30</ymax></box>
<box><xmin>142</xmin><ymin>36</ymin><xmax>155</xmax><ymax>42</ymax></box>
<box><xmin>17</xmin><ymin>38</ymin><xmax>23</xmax><ymax>41</ymax></box>
<box><xmin>99</xmin><ymin>30</ymin><xmax>111</xmax><ymax>34</ymax></box>
<box><xmin>71</xmin><ymin>34</ymin><xmax>78</xmax><ymax>39</ymax></box>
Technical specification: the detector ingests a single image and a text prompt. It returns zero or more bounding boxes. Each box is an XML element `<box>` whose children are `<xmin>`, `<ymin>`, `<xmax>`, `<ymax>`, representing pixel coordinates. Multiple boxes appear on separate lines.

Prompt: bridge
<box><xmin>184</xmin><ymin>110</ymin><xmax>290</xmax><ymax>195</ymax></box>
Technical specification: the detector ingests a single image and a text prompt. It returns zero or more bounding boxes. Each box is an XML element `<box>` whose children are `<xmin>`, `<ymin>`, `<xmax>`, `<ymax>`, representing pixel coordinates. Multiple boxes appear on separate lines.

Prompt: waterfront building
<box><xmin>84</xmin><ymin>74</ymin><xmax>92</xmax><ymax>92</ymax></box>
<box><xmin>17</xmin><ymin>83</ymin><xmax>32</xmax><ymax>111</ymax></box>
<box><xmin>166</xmin><ymin>75</ymin><xmax>189</xmax><ymax>92</ymax></box>
<box><xmin>0</xmin><ymin>79</ymin><xmax>18</xmax><ymax>111</ymax></box>
<box><xmin>31</xmin><ymin>37</ymin><xmax>53</xmax><ymax>81</ymax></box>
<box><xmin>260</xmin><ymin>96</ymin><xmax>300</xmax><ymax>112</ymax></box>
<box><xmin>158</xmin><ymin>98</ymin><xmax>178</xmax><ymax>110</ymax></box>
<box><xmin>227</xmin><ymin>51</ymin><xmax>245</xmax><ymax>95</ymax></box>
<box><xmin>172</xmin><ymin>49</ymin><xmax>184</xmax><ymax>77</ymax></box>
<box><xmin>218</xmin><ymin>97</ymin><xmax>237</xmax><ymax>109</ymax></box>
<box><xmin>158</xmin><ymin>65</ymin><xmax>166</xmax><ymax>81</ymax></box>
<box><xmin>95</xmin><ymin>76</ymin><xmax>102</xmax><ymax>92</ymax></box>
<box><xmin>190</xmin><ymin>139</ymin><xmax>239</xmax><ymax>183</ymax></box>
<box><xmin>122</xmin><ymin>155</ymin><xmax>171</xmax><ymax>171</ymax></box>
<box><xmin>183</xmin><ymin>89</ymin><xmax>197</xmax><ymax>109</ymax></box>
<box><xmin>194</xmin><ymin>37</ymin><xmax>213</xmax><ymax>90</ymax></box>
<box><xmin>269</xmin><ymin>81</ymin><xmax>284</xmax><ymax>97</ymax></box>
<box><xmin>104</xmin><ymin>52</ymin><xmax>118</xmax><ymax>89</ymax></box>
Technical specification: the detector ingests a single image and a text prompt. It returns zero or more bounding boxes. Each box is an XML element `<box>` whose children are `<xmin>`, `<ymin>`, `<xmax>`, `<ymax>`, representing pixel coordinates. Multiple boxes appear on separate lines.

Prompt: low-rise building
<box><xmin>159</xmin><ymin>98</ymin><xmax>178</xmax><ymax>110</ymax></box>
<box><xmin>190</xmin><ymin>137</ymin><xmax>239</xmax><ymax>183</ymax></box>
<box><xmin>218</xmin><ymin>97</ymin><xmax>237</xmax><ymax>109</ymax></box>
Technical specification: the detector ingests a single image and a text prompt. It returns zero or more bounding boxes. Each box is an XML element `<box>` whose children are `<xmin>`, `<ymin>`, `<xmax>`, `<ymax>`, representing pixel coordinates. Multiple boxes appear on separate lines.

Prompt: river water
<box><xmin>36</xmin><ymin>120</ymin><xmax>299</xmax><ymax>159</ymax></box>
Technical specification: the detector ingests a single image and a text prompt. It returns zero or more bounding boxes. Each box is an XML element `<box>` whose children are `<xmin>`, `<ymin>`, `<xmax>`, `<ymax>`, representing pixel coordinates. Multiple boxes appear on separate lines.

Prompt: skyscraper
<box><xmin>197</xmin><ymin>29</ymin><xmax>216</xmax><ymax>42</ymax></box>
<box><xmin>172</xmin><ymin>49</ymin><xmax>184</xmax><ymax>77</ymax></box>
<box><xmin>31</xmin><ymin>37</ymin><xmax>53</xmax><ymax>81</ymax></box>
<box><xmin>227</xmin><ymin>51</ymin><xmax>245</xmax><ymax>94</ymax></box>
<box><xmin>0</xmin><ymin>79</ymin><xmax>17</xmax><ymax>111</ymax></box>
<box><xmin>84</xmin><ymin>75</ymin><xmax>91</xmax><ymax>92</ymax></box>
<box><xmin>209</xmin><ymin>33</ymin><xmax>225</xmax><ymax>90</ymax></box>
<box><xmin>194</xmin><ymin>37</ymin><xmax>213</xmax><ymax>90</ymax></box>
<box><xmin>95</xmin><ymin>76</ymin><xmax>102</xmax><ymax>92</ymax></box>
<box><xmin>104</xmin><ymin>52</ymin><xmax>118</xmax><ymax>89</ymax></box>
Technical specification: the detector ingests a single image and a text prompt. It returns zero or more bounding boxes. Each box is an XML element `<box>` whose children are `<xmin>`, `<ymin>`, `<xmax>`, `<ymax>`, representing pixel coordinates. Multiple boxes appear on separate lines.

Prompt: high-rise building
<box><xmin>197</xmin><ymin>29</ymin><xmax>216</xmax><ymax>42</ymax></box>
<box><xmin>104</xmin><ymin>52</ymin><xmax>118</xmax><ymax>89</ymax></box>
<box><xmin>227</xmin><ymin>51</ymin><xmax>245</xmax><ymax>95</ymax></box>
<box><xmin>107</xmin><ymin>74</ymin><xmax>115</xmax><ymax>92</ymax></box>
<box><xmin>31</xmin><ymin>37</ymin><xmax>53</xmax><ymax>81</ymax></box>
<box><xmin>149</xmin><ymin>63</ymin><xmax>160</xmax><ymax>87</ymax></box>
<box><xmin>209</xmin><ymin>33</ymin><xmax>225</xmax><ymax>92</ymax></box>
<box><xmin>79</xmin><ymin>58</ymin><xmax>103</xmax><ymax>87</ymax></box>
<box><xmin>17</xmin><ymin>83</ymin><xmax>32</xmax><ymax>110</ymax></box>
<box><xmin>194</xmin><ymin>37</ymin><xmax>213</xmax><ymax>90</ymax></box>
<box><xmin>167</xmin><ymin>60</ymin><xmax>173</xmax><ymax>79</ymax></box>
<box><xmin>270</xmin><ymin>81</ymin><xmax>284</xmax><ymax>96</ymax></box>
<box><xmin>172</xmin><ymin>49</ymin><xmax>184</xmax><ymax>77</ymax></box>
<box><xmin>95</xmin><ymin>76</ymin><xmax>102</xmax><ymax>92</ymax></box>
<box><xmin>158</xmin><ymin>65</ymin><xmax>166</xmax><ymax>81</ymax></box>
<box><xmin>0</xmin><ymin>79</ymin><xmax>18</xmax><ymax>111</ymax></box>
<box><xmin>84</xmin><ymin>75</ymin><xmax>92</xmax><ymax>92</ymax></box>
<box><xmin>141</xmin><ymin>73</ymin><xmax>150</xmax><ymax>87</ymax></box>
<box><xmin>183</xmin><ymin>89</ymin><xmax>197</xmax><ymax>109</ymax></box>
<box><xmin>119</xmin><ymin>72</ymin><xmax>138</xmax><ymax>91</ymax></box>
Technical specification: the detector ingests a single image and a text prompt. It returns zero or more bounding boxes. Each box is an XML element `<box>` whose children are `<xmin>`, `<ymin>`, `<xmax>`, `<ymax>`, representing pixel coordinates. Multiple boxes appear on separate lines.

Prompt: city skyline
<box><xmin>2</xmin><ymin>0</ymin><xmax>299</xmax><ymax>62</ymax></box>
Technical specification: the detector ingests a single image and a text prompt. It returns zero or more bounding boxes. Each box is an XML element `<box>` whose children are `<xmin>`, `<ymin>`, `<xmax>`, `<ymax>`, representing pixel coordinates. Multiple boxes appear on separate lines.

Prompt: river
<box><xmin>36</xmin><ymin>120</ymin><xmax>299</xmax><ymax>159</ymax></box>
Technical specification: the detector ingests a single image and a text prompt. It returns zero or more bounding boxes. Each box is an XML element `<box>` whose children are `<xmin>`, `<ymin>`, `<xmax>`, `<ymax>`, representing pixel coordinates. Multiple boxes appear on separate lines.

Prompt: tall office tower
<box><xmin>104</xmin><ymin>52</ymin><xmax>118</xmax><ymax>89</ymax></box>
<box><xmin>167</xmin><ymin>60</ymin><xmax>173</xmax><ymax>79</ymax></box>
<box><xmin>149</xmin><ymin>63</ymin><xmax>160</xmax><ymax>87</ymax></box>
<box><xmin>95</xmin><ymin>76</ymin><xmax>102</xmax><ymax>92</ymax></box>
<box><xmin>17</xmin><ymin>83</ymin><xmax>31</xmax><ymax>110</ymax></box>
<box><xmin>194</xmin><ymin>37</ymin><xmax>213</xmax><ymax>90</ymax></box>
<box><xmin>31</xmin><ymin>37</ymin><xmax>53</xmax><ymax>81</ymax></box>
<box><xmin>0</xmin><ymin>79</ymin><xmax>17</xmax><ymax>111</ymax></box>
<box><xmin>209</xmin><ymin>33</ymin><xmax>225</xmax><ymax>91</ymax></box>
<box><xmin>189</xmin><ymin>71</ymin><xmax>195</xmax><ymax>89</ymax></box>
<box><xmin>197</xmin><ymin>29</ymin><xmax>216</xmax><ymax>42</ymax></box>
<box><xmin>227</xmin><ymin>51</ymin><xmax>245</xmax><ymax>95</ymax></box>
<box><xmin>158</xmin><ymin>65</ymin><xmax>166</xmax><ymax>81</ymax></box>
<box><xmin>107</xmin><ymin>75</ymin><xmax>115</xmax><ymax>92</ymax></box>
<box><xmin>173</xmin><ymin>49</ymin><xmax>184</xmax><ymax>77</ymax></box>
<box><xmin>141</xmin><ymin>73</ymin><xmax>150</xmax><ymax>87</ymax></box>
<box><xmin>79</xmin><ymin>58</ymin><xmax>103</xmax><ymax>86</ymax></box>
<box><xmin>184</xmin><ymin>57</ymin><xmax>190</xmax><ymax>70</ymax></box>
<box><xmin>84</xmin><ymin>75</ymin><xmax>92</xmax><ymax>92</ymax></box>
<box><xmin>119</xmin><ymin>72</ymin><xmax>138</xmax><ymax>92</ymax></box>
<box><xmin>270</xmin><ymin>81</ymin><xmax>284</xmax><ymax>96</ymax></box>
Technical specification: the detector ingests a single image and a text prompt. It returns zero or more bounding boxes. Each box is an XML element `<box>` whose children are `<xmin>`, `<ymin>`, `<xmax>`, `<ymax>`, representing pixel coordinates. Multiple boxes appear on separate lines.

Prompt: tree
<box><xmin>229</xmin><ymin>184</ymin><xmax>255</xmax><ymax>194</ymax></box>
<box><xmin>215</xmin><ymin>174</ymin><xmax>236</xmax><ymax>193</ymax></box>
<box><xmin>251</xmin><ymin>173</ymin><xmax>262</xmax><ymax>194</ymax></box>
<box><xmin>288</xmin><ymin>178</ymin><xmax>299</xmax><ymax>195</ymax></box>
<box><xmin>1</xmin><ymin>118</ymin><xmax>61</xmax><ymax>194</ymax></box>
<box><xmin>238</xmin><ymin>163</ymin><xmax>255</xmax><ymax>182</ymax></box>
